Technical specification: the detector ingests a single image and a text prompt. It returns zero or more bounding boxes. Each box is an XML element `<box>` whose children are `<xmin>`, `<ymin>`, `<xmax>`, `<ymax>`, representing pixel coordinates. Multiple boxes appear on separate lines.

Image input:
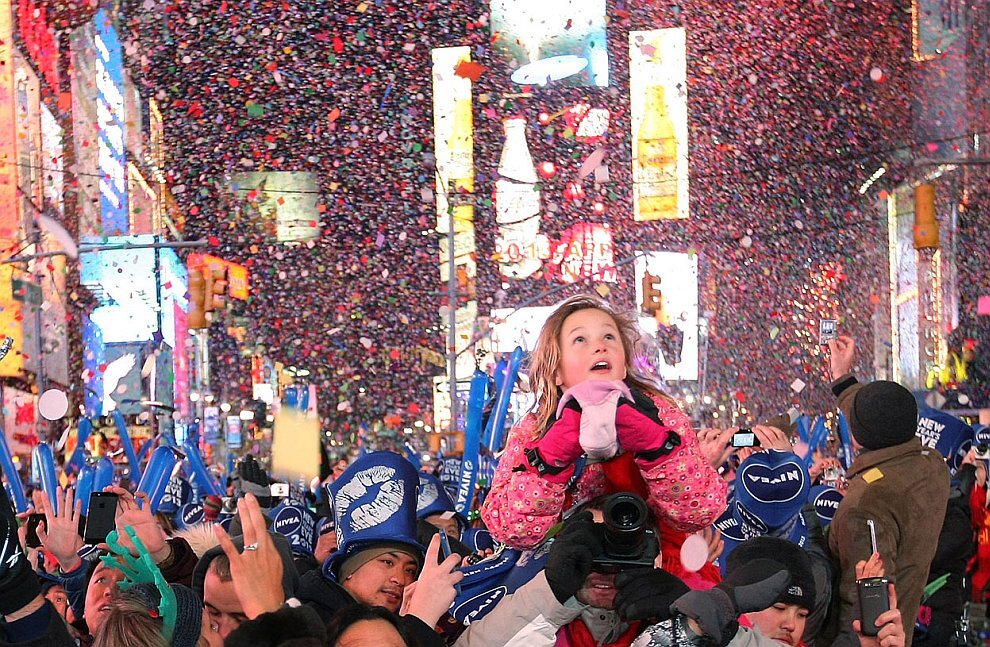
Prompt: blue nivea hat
<box><xmin>917</xmin><ymin>408</ymin><xmax>974</xmax><ymax>475</ymax></box>
<box><xmin>461</xmin><ymin>528</ymin><xmax>496</xmax><ymax>553</ymax></box>
<box><xmin>326</xmin><ymin>451</ymin><xmax>423</xmax><ymax>579</ymax></box>
<box><xmin>173</xmin><ymin>502</ymin><xmax>205</xmax><ymax>530</ymax></box>
<box><xmin>270</xmin><ymin>501</ymin><xmax>318</xmax><ymax>556</ymax></box>
<box><xmin>808</xmin><ymin>485</ymin><xmax>843</xmax><ymax>527</ymax></box>
<box><xmin>417</xmin><ymin>473</ymin><xmax>466</xmax><ymax>530</ymax></box>
<box><xmin>974</xmin><ymin>424</ymin><xmax>990</xmax><ymax>447</ymax></box>
<box><xmin>735</xmin><ymin>450</ymin><xmax>810</xmax><ymax>530</ymax></box>
<box><xmin>159</xmin><ymin>475</ymin><xmax>192</xmax><ymax>515</ymax></box>
<box><xmin>449</xmin><ymin>538</ymin><xmax>553</xmax><ymax>624</ymax></box>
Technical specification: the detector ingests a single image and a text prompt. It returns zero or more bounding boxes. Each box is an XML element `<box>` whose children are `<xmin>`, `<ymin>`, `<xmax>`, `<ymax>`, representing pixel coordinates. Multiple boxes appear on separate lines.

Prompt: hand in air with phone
<box><xmin>400</xmin><ymin>532</ymin><xmax>464</xmax><ymax>628</ymax></box>
<box><xmin>852</xmin><ymin>522</ymin><xmax>905</xmax><ymax>646</ymax></box>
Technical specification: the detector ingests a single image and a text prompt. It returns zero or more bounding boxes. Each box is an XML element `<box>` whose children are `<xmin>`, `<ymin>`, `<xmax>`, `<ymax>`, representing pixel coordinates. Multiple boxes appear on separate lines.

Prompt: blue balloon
<box><xmin>455</xmin><ymin>371</ymin><xmax>489</xmax><ymax>516</ymax></box>
<box><xmin>76</xmin><ymin>465</ymin><xmax>96</xmax><ymax>516</ymax></box>
<box><xmin>33</xmin><ymin>444</ymin><xmax>59</xmax><ymax>515</ymax></box>
<box><xmin>112</xmin><ymin>410</ymin><xmax>142</xmax><ymax>484</ymax></box>
<box><xmin>182</xmin><ymin>440</ymin><xmax>222</xmax><ymax>497</ymax></box>
<box><xmin>94</xmin><ymin>457</ymin><xmax>115</xmax><ymax>493</ymax></box>
<box><xmin>67</xmin><ymin>418</ymin><xmax>94</xmax><ymax>472</ymax></box>
<box><xmin>136</xmin><ymin>446</ymin><xmax>178</xmax><ymax>512</ymax></box>
<box><xmin>0</xmin><ymin>429</ymin><xmax>27</xmax><ymax>512</ymax></box>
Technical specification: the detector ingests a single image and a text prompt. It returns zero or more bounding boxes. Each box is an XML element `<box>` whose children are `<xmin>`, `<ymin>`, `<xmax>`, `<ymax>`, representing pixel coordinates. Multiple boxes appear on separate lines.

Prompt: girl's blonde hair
<box><xmin>526</xmin><ymin>294</ymin><xmax>674</xmax><ymax>437</ymax></box>
<box><xmin>92</xmin><ymin>592</ymin><xmax>169</xmax><ymax>647</ymax></box>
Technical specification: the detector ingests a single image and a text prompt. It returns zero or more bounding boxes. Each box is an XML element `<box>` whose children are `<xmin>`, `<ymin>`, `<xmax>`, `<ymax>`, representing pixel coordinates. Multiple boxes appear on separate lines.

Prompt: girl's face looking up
<box><xmin>555</xmin><ymin>308</ymin><xmax>627</xmax><ymax>390</ymax></box>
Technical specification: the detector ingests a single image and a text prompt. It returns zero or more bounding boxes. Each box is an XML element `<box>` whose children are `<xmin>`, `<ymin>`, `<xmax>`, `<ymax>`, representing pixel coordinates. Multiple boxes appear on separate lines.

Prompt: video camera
<box><xmin>591</xmin><ymin>493</ymin><xmax>660</xmax><ymax>574</ymax></box>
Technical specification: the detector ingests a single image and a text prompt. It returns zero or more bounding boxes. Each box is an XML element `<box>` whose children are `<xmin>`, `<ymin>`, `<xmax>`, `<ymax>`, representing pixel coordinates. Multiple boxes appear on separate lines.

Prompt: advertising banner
<box><xmin>629</xmin><ymin>29</ymin><xmax>689</xmax><ymax>221</ymax></box>
<box><xmin>3</xmin><ymin>387</ymin><xmax>37</xmax><ymax>454</ymax></box>
<box><xmin>94</xmin><ymin>9</ymin><xmax>128</xmax><ymax>235</ymax></box>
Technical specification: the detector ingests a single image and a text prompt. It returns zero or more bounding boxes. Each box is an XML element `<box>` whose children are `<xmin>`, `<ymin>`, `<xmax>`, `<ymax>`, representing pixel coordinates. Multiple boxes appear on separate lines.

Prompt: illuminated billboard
<box><xmin>887</xmin><ymin>190</ymin><xmax>921</xmax><ymax>387</ymax></box>
<box><xmin>94</xmin><ymin>9</ymin><xmax>128</xmax><ymax>235</ymax></box>
<box><xmin>491</xmin><ymin>0</ymin><xmax>608</xmax><ymax>87</ymax></box>
<box><xmin>80</xmin><ymin>235</ymin><xmax>159</xmax><ymax>343</ymax></box>
<box><xmin>635</xmin><ymin>251</ymin><xmax>699</xmax><ymax>381</ymax></box>
<box><xmin>229</xmin><ymin>171</ymin><xmax>319</xmax><ymax>243</ymax></box>
<box><xmin>629</xmin><ymin>29</ymin><xmax>689</xmax><ymax>221</ymax></box>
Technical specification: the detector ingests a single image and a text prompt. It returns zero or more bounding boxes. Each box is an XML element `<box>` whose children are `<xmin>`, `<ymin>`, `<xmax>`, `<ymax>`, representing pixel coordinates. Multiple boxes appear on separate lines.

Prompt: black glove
<box><xmin>671</xmin><ymin>558</ymin><xmax>790</xmax><ymax>647</ymax></box>
<box><xmin>544</xmin><ymin>512</ymin><xmax>604</xmax><ymax>603</ymax></box>
<box><xmin>238</xmin><ymin>456</ymin><xmax>273</xmax><ymax>509</ymax></box>
<box><xmin>956</xmin><ymin>464</ymin><xmax>977</xmax><ymax>500</ymax></box>
<box><xmin>0</xmin><ymin>485</ymin><xmax>40</xmax><ymax>616</ymax></box>
<box><xmin>614</xmin><ymin>567</ymin><xmax>690</xmax><ymax>621</ymax></box>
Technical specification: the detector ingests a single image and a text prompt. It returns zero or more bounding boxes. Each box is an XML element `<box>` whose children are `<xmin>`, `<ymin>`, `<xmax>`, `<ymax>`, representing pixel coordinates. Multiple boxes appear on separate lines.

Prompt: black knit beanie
<box><xmin>849</xmin><ymin>381</ymin><xmax>918</xmax><ymax>450</ymax></box>
<box><xmin>129</xmin><ymin>582</ymin><xmax>203</xmax><ymax>647</ymax></box>
<box><xmin>725</xmin><ymin>537</ymin><xmax>816</xmax><ymax>611</ymax></box>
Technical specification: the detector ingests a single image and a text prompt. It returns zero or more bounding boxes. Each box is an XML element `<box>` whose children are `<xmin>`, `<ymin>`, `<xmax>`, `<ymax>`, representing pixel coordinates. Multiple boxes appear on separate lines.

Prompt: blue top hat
<box><xmin>734</xmin><ymin>450</ymin><xmax>810</xmax><ymax>531</ymax></box>
<box><xmin>270</xmin><ymin>501</ymin><xmax>318</xmax><ymax>556</ymax></box>
<box><xmin>326</xmin><ymin>451</ymin><xmax>424</xmax><ymax>580</ymax></box>
<box><xmin>417</xmin><ymin>473</ymin><xmax>467</xmax><ymax>532</ymax></box>
<box><xmin>917</xmin><ymin>408</ymin><xmax>974</xmax><ymax>476</ymax></box>
<box><xmin>159</xmin><ymin>476</ymin><xmax>192</xmax><ymax>515</ymax></box>
<box><xmin>808</xmin><ymin>485</ymin><xmax>843</xmax><ymax>527</ymax></box>
<box><xmin>716</xmin><ymin>503</ymin><xmax>809</xmax><ymax>576</ymax></box>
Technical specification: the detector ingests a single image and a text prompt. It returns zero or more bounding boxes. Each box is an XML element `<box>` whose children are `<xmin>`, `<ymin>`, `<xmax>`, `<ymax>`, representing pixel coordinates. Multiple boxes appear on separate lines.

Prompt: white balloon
<box><xmin>680</xmin><ymin>533</ymin><xmax>710</xmax><ymax>573</ymax></box>
<box><xmin>38</xmin><ymin>389</ymin><xmax>69</xmax><ymax>421</ymax></box>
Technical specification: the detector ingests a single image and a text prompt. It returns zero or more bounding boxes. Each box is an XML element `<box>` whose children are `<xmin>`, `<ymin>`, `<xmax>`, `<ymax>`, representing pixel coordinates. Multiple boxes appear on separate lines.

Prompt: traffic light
<box><xmin>203</xmin><ymin>266</ymin><xmax>228</xmax><ymax>313</ymax></box>
<box><xmin>641</xmin><ymin>273</ymin><xmax>662</xmax><ymax>317</ymax></box>
<box><xmin>187</xmin><ymin>265</ymin><xmax>208</xmax><ymax>329</ymax></box>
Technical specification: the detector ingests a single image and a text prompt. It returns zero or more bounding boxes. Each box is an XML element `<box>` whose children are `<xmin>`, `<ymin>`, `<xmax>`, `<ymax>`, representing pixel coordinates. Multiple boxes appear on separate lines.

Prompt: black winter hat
<box><xmin>849</xmin><ymin>381</ymin><xmax>918</xmax><ymax>450</ymax></box>
<box><xmin>725</xmin><ymin>536</ymin><xmax>816</xmax><ymax>611</ymax></box>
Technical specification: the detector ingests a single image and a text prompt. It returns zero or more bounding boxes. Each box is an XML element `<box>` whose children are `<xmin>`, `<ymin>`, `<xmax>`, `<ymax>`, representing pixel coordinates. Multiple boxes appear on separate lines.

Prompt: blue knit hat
<box><xmin>325</xmin><ymin>451</ymin><xmax>423</xmax><ymax>580</ymax></box>
<box><xmin>734</xmin><ymin>450</ymin><xmax>810</xmax><ymax>530</ymax></box>
<box><xmin>807</xmin><ymin>485</ymin><xmax>843</xmax><ymax>527</ymax></box>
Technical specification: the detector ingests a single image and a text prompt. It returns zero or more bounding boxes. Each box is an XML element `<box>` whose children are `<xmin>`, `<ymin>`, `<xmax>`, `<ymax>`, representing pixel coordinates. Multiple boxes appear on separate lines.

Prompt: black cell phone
<box><xmin>857</xmin><ymin>576</ymin><xmax>890</xmax><ymax>636</ymax></box>
<box><xmin>437</xmin><ymin>529</ymin><xmax>461</xmax><ymax>595</ymax></box>
<box><xmin>732</xmin><ymin>429</ymin><xmax>760</xmax><ymax>448</ymax></box>
<box><xmin>25</xmin><ymin>513</ymin><xmax>45</xmax><ymax>548</ymax></box>
<box><xmin>84</xmin><ymin>492</ymin><xmax>119</xmax><ymax>544</ymax></box>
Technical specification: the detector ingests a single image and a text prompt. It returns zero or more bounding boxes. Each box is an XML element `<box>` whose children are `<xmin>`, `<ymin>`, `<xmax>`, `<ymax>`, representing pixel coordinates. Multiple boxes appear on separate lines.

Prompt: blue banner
<box><xmin>455</xmin><ymin>371</ymin><xmax>489</xmax><ymax>516</ymax></box>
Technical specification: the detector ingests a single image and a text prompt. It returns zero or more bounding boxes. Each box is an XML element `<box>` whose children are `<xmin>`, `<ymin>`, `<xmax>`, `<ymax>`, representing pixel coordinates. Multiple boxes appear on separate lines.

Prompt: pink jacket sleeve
<box><xmin>480</xmin><ymin>415</ymin><xmax>571</xmax><ymax>549</ymax></box>
<box><xmin>638</xmin><ymin>395</ymin><xmax>728</xmax><ymax>532</ymax></box>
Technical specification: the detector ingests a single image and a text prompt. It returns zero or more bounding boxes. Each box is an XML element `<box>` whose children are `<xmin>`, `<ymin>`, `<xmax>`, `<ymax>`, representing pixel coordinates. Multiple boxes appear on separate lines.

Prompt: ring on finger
<box><xmin>244</xmin><ymin>543</ymin><xmax>259</xmax><ymax>551</ymax></box>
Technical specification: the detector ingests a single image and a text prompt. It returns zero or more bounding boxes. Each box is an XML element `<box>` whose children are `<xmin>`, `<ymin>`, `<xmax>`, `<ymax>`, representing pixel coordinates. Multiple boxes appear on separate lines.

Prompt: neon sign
<box><xmin>94</xmin><ymin>9</ymin><xmax>127</xmax><ymax>235</ymax></box>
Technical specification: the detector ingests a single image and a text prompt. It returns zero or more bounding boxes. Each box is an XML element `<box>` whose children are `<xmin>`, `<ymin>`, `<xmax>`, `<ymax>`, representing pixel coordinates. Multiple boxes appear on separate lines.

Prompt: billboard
<box><xmin>3</xmin><ymin>386</ymin><xmax>37</xmax><ymax>454</ymax></box>
<box><xmin>888</xmin><ymin>190</ymin><xmax>921</xmax><ymax>388</ymax></box>
<box><xmin>81</xmin><ymin>235</ymin><xmax>159</xmax><ymax>343</ymax></box>
<box><xmin>635</xmin><ymin>251</ymin><xmax>699</xmax><ymax>381</ymax></box>
<box><xmin>94</xmin><ymin>9</ymin><xmax>128</xmax><ymax>235</ymax></box>
<box><xmin>229</xmin><ymin>171</ymin><xmax>319</xmax><ymax>243</ymax></box>
<box><xmin>629</xmin><ymin>29</ymin><xmax>689</xmax><ymax>221</ymax></box>
<box><xmin>0</xmin><ymin>1</ymin><xmax>17</xmax><ymax>243</ymax></box>
<box><xmin>491</xmin><ymin>0</ymin><xmax>608</xmax><ymax>87</ymax></box>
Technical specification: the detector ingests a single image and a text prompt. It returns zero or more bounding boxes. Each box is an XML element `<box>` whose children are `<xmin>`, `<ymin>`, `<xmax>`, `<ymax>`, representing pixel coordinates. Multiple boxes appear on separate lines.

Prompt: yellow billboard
<box><xmin>629</xmin><ymin>29</ymin><xmax>689</xmax><ymax>221</ymax></box>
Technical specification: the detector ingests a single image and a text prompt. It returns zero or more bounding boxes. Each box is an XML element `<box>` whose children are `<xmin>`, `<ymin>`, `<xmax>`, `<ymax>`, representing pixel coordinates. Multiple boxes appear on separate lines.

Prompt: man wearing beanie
<box><xmin>825</xmin><ymin>336</ymin><xmax>949</xmax><ymax>645</ymax></box>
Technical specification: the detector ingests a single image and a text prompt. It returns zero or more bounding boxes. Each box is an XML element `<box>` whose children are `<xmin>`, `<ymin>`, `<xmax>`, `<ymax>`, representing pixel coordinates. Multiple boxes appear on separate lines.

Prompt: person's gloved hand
<box><xmin>526</xmin><ymin>398</ymin><xmax>584</xmax><ymax>485</ymax></box>
<box><xmin>545</xmin><ymin>512</ymin><xmax>604</xmax><ymax>603</ymax></box>
<box><xmin>671</xmin><ymin>558</ymin><xmax>791</xmax><ymax>647</ymax></box>
<box><xmin>0</xmin><ymin>485</ymin><xmax>40</xmax><ymax>616</ymax></box>
<box><xmin>614</xmin><ymin>567</ymin><xmax>690</xmax><ymax>621</ymax></box>
<box><xmin>557</xmin><ymin>380</ymin><xmax>632</xmax><ymax>461</ymax></box>
<box><xmin>615</xmin><ymin>389</ymin><xmax>682</xmax><ymax>467</ymax></box>
<box><xmin>238</xmin><ymin>456</ymin><xmax>273</xmax><ymax>509</ymax></box>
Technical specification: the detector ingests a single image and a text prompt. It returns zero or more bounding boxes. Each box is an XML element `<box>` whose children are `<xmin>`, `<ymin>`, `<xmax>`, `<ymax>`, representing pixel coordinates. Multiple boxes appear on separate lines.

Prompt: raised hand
<box><xmin>401</xmin><ymin>533</ymin><xmax>464</xmax><ymax>627</ymax></box>
<box><xmin>828</xmin><ymin>335</ymin><xmax>856</xmax><ymax>381</ymax></box>
<box><xmin>37</xmin><ymin>486</ymin><xmax>84</xmax><ymax>572</ymax></box>
<box><xmin>107</xmin><ymin>487</ymin><xmax>170</xmax><ymax>564</ymax></box>
<box><xmin>854</xmin><ymin>584</ymin><xmax>903</xmax><ymax>647</ymax></box>
<box><xmin>698</xmin><ymin>427</ymin><xmax>736</xmax><ymax>469</ymax></box>
<box><xmin>214</xmin><ymin>493</ymin><xmax>285</xmax><ymax>619</ymax></box>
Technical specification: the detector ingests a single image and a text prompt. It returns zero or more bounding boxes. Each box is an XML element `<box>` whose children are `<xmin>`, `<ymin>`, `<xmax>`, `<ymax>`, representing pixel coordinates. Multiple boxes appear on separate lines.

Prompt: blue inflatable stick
<box><xmin>0</xmin><ymin>426</ymin><xmax>28</xmax><ymax>512</ymax></box>
<box><xmin>67</xmin><ymin>418</ymin><xmax>94</xmax><ymax>473</ymax></box>
<box><xmin>482</xmin><ymin>347</ymin><xmax>523</xmax><ymax>454</ymax></box>
<box><xmin>836</xmin><ymin>411</ymin><xmax>855</xmax><ymax>470</ymax></box>
<box><xmin>76</xmin><ymin>464</ymin><xmax>96</xmax><ymax>516</ymax></box>
<box><xmin>455</xmin><ymin>371</ymin><xmax>489</xmax><ymax>516</ymax></box>
<box><xmin>182</xmin><ymin>440</ymin><xmax>222</xmax><ymax>497</ymax></box>
<box><xmin>33</xmin><ymin>443</ymin><xmax>59</xmax><ymax>515</ymax></box>
<box><xmin>136</xmin><ymin>446</ymin><xmax>178</xmax><ymax>512</ymax></box>
<box><xmin>94</xmin><ymin>457</ymin><xmax>115</xmax><ymax>493</ymax></box>
<box><xmin>795</xmin><ymin>414</ymin><xmax>811</xmax><ymax>445</ymax></box>
<box><xmin>802</xmin><ymin>416</ymin><xmax>829</xmax><ymax>469</ymax></box>
<box><xmin>112</xmin><ymin>410</ymin><xmax>142</xmax><ymax>485</ymax></box>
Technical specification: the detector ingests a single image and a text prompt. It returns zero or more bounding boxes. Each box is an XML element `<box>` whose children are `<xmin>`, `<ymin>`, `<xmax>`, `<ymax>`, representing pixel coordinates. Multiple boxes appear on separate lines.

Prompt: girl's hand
<box><xmin>698</xmin><ymin>428</ymin><xmax>736</xmax><ymax>469</ymax></box>
<box><xmin>36</xmin><ymin>487</ymin><xmax>83</xmax><ymax>572</ymax></box>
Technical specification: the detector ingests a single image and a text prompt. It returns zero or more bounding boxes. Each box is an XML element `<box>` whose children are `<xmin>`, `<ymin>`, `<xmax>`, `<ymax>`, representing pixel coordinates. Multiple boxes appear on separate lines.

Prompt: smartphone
<box><xmin>84</xmin><ymin>492</ymin><xmax>119</xmax><ymax>544</ymax></box>
<box><xmin>732</xmin><ymin>429</ymin><xmax>760</xmax><ymax>448</ymax></box>
<box><xmin>819</xmin><ymin>319</ymin><xmax>838</xmax><ymax>346</ymax></box>
<box><xmin>437</xmin><ymin>529</ymin><xmax>461</xmax><ymax>595</ymax></box>
<box><xmin>857</xmin><ymin>519</ymin><xmax>890</xmax><ymax>636</ymax></box>
<box><xmin>25</xmin><ymin>513</ymin><xmax>45</xmax><ymax>548</ymax></box>
<box><xmin>823</xmin><ymin>466</ymin><xmax>841</xmax><ymax>482</ymax></box>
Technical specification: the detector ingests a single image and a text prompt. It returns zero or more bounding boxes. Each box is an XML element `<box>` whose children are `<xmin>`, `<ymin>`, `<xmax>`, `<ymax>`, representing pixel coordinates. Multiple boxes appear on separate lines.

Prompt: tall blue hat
<box><xmin>312</xmin><ymin>515</ymin><xmax>336</xmax><ymax>550</ymax></box>
<box><xmin>417</xmin><ymin>473</ymin><xmax>467</xmax><ymax>531</ymax></box>
<box><xmin>461</xmin><ymin>528</ymin><xmax>496</xmax><ymax>553</ymax></box>
<box><xmin>974</xmin><ymin>424</ymin><xmax>990</xmax><ymax>448</ymax></box>
<box><xmin>917</xmin><ymin>408</ymin><xmax>974</xmax><ymax>476</ymax></box>
<box><xmin>734</xmin><ymin>450</ymin><xmax>810</xmax><ymax>531</ymax></box>
<box><xmin>270</xmin><ymin>501</ymin><xmax>318</xmax><ymax>556</ymax></box>
<box><xmin>807</xmin><ymin>485</ymin><xmax>843</xmax><ymax>527</ymax></box>
<box><xmin>325</xmin><ymin>451</ymin><xmax>423</xmax><ymax>580</ymax></box>
<box><xmin>173</xmin><ymin>502</ymin><xmax>205</xmax><ymax>530</ymax></box>
<box><xmin>159</xmin><ymin>475</ymin><xmax>192</xmax><ymax>515</ymax></box>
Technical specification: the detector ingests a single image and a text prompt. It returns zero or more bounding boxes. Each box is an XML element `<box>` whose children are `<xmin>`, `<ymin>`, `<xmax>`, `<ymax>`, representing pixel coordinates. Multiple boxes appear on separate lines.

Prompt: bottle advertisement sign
<box><xmin>629</xmin><ymin>29</ymin><xmax>689</xmax><ymax>221</ymax></box>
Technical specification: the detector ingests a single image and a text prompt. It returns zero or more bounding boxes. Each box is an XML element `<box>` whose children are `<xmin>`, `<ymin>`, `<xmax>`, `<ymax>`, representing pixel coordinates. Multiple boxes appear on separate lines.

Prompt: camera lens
<box><xmin>602</xmin><ymin>493</ymin><xmax>648</xmax><ymax>559</ymax></box>
<box><xmin>979</xmin><ymin>444</ymin><xmax>989</xmax><ymax>454</ymax></box>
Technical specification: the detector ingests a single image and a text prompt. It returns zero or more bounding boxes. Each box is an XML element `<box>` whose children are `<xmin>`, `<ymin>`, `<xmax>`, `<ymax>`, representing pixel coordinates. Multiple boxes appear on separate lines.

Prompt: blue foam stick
<box><xmin>76</xmin><ymin>465</ymin><xmax>96</xmax><ymax>516</ymax></box>
<box><xmin>480</xmin><ymin>358</ymin><xmax>508</xmax><ymax>451</ymax></box>
<box><xmin>135</xmin><ymin>446</ymin><xmax>178</xmax><ymax>512</ymax></box>
<box><xmin>837</xmin><ymin>411</ymin><xmax>855</xmax><ymax>470</ymax></box>
<box><xmin>484</xmin><ymin>346</ymin><xmax>523</xmax><ymax>454</ymax></box>
<box><xmin>182</xmin><ymin>439</ymin><xmax>222</xmax><ymax>497</ymax></box>
<box><xmin>0</xmin><ymin>429</ymin><xmax>28</xmax><ymax>513</ymax></box>
<box><xmin>67</xmin><ymin>418</ymin><xmax>94</xmax><ymax>473</ymax></box>
<box><xmin>455</xmin><ymin>370</ymin><xmax>489</xmax><ymax>516</ymax></box>
<box><xmin>795</xmin><ymin>415</ymin><xmax>811</xmax><ymax>445</ymax></box>
<box><xmin>33</xmin><ymin>443</ymin><xmax>59</xmax><ymax>515</ymax></box>
<box><xmin>802</xmin><ymin>416</ymin><xmax>829</xmax><ymax>469</ymax></box>
<box><xmin>94</xmin><ymin>457</ymin><xmax>115</xmax><ymax>493</ymax></box>
<box><xmin>112</xmin><ymin>410</ymin><xmax>142</xmax><ymax>485</ymax></box>
<box><xmin>137</xmin><ymin>436</ymin><xmax>157</xmax><ymax>464</ymax></box>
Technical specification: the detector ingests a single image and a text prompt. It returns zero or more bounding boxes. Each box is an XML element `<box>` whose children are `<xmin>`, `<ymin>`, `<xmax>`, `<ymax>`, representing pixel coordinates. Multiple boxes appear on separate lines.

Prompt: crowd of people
<box><xmin>0</xmin><ymin>294</ymin><xmax>985</xmax><ymax>646</ymax></box>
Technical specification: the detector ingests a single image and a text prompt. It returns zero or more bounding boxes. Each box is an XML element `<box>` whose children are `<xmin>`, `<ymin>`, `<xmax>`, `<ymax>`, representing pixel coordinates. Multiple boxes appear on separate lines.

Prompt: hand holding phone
<box><xmin>24</xmin><ymin>513</ymin><xmax>45</xmax><ymax>549</ymax></box>
<box><xmin>84</xmin><ymin>492</ymin><xmax>119</xmax><ymax>545</ymax></box>
<box><xmin>731</xmin><ymin>429</ymin><xmax>760</xmax><ymax>448</ymax></box>
<box><xmin>819</xmin><ymin>319</ymin><xmax>838</xmax><ymax>346</ymax></box>
<box><xmin>438</xmin><ymin>530</ymin><xmax>462</xmax><ymax>595</ymax></box>
<box><xmin>857</xmin><ymin>520</ymin><xmax>890</xmax><ymax>637</ymax></box>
